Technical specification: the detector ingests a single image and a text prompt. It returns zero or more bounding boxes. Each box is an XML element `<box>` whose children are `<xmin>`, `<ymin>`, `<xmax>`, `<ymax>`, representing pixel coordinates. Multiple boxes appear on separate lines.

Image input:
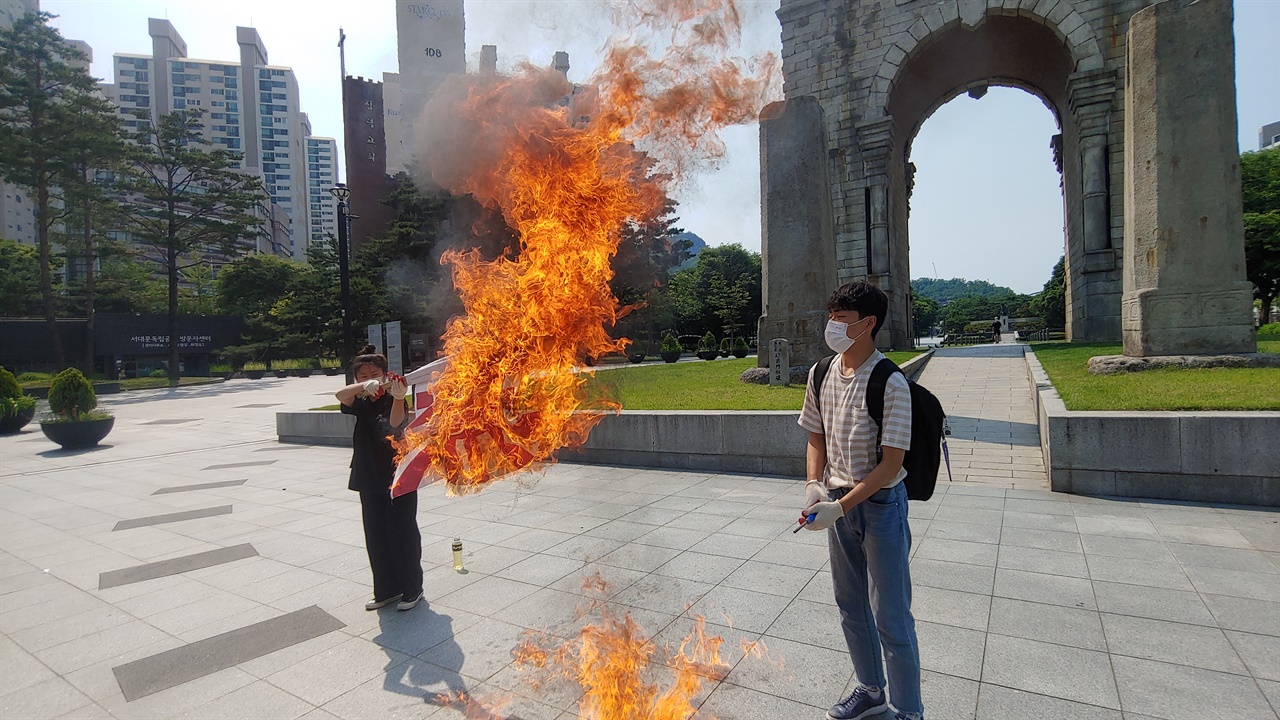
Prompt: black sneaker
<box><xmin>827</xmin><ymin>685</ymin><xmax>888</xmax><ymax>720</ymax></box>
<box><xmin>397</xmin><ymin>590</ymin><xmax>424</xmax><ymax>611</ymax></box>
<box><xmin>365</xmin><ymin>593</ymin><xmax>402</xmax><ymax>611</ymax></box>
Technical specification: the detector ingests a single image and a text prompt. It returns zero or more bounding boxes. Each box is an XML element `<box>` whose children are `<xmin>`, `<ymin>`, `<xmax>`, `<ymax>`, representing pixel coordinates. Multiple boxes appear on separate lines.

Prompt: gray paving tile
<box><xmin>653</xmin><ymin>550</ymin><xmax>745</xmax><ymax>585</ymax></box>
<box><xmin>435</xmin><ymin>576</ymin><xmax>540</xmax><ymax>618</ymax></box>
<box><xmin>611</xmin><ymin>574</ymin><xmax>715</xmax><ymax>616</ymax></box>
<box><xmin>1092</xmin><ymin>581</ymin><xmax>1215</xmax><ymax>626</ymax></box>
<box><xmin>112</xmin><ymin>505</ymin><xmax>234</xmax><ymax>531</ymax></box>
<box><xmin>1000</xmin><ymin>510</ymin><xmax>1079</xmax><ymax>533</ymax></box>
<box><xmin>1111</xmin><ymin>655</ymin><xmax>1275</xmax><ymax>720</ymax></box>
<box><xmin>916</xmin><ymin>620</ymin><xmax>987</xmax><ymax>681</ymax></box>
<box><xmin>98</xmin><ymin>544</ymin><xmax>257</xmax><ymax>589</ymax></box>
<box><xmin>1258</xmin><ymin>678</ymin><xmax>1280</xmax><ymax>713</ymax></box>
<box><xmin>974</xmin><ymin>683</ymin><xmax>1120</xmax><ymax>720</ymax></box>
<box><xmin>916</xmin><ymin>537</ymin><xmax>999</xmax><ymax>567</ymax></box>
<box><xmin>750</xmin><ymin>539</ymin><xmax>827</xmax><ymax>570</ymax></box>
<box><xmin>993</xmin><ymin>568</ymin><xmax>1096</xmax><ymax>610</ymax></box>
<box><xmin>688</xmin><ymin>533</ymin><xmax>770</xmax><ymax>560</ymax></box>
<box><xmin>919</xmin><ymin>669</ymin><xmax>979</xmax><ymax>720</ymax></box>
<box><xmin>1155</xmin><ymin>523</ymin><xmax>1254</xmax><ymax>548</ymax></box>
<box><xmin>700</xmin><ymin>681</ymin><xmax>824</xmax><ymax>720</ymax></box>
<box><xmin>189</xmin><ymin>680</ymin><xmax>314</xmax><ymax>720</ymax></box>
<box><xmin>1183</xmin><ymin>565</ymin><xmax>1280</xmax><ymax>602</ymax></box>
<box><xmin>721</xmin><ymin>560</ymin><xmax>813</xmax><ymax>599</ymax></box>
<box><xmin>1075</xmin><ymin>516</ymin><xmax>1161</xmax><ymax>540</ymax></box>
<box><xmin>140</xmin><ymin>418</ymin><xmax>202</xmax><ymax>425</ymax></box>
<box><xmin>1000</xmin><ymin>526</ymin><xmax>1082</xmax><ymax>553</ymax></box>
<box><xmin>265</xmin><ymin>635</ymin><xmax>409</xmax><ymax>706</ymax></box>
<box><xmin>688</xmin><ymin>585</ymin><xmax>791</xmax><ymax>634</ymax></box>
<box><xmin>201</xmin><ymin>460</ymin><xmax>278</xmax><ymax>471</ymax></box>
<box><xmin>981</xmin><ymin>634</ymin><xmax>1119</xmax><ymax>708</ymax></box>
<box><xmin>1079</xmin><ymin>534</ymin><xmax>1176</xmax><ymax>562</ymax></box>
<box><xmin>795</xmin><ymin>571</ymin><xmax>836</xmax><ymax>606</ymax></box>
<box><xmin>152</xmin><ymin>479</ymin><xmax>248</xmax><ymax>495</ymax></box>
<box><xmin>723</xmin><ymin>635</ymin><xmax>851</xmax><ymax>706</ymax></box>
<box><xmin>987</xmin><ymin>597</ymin><xmax>1106</xmax><ymax>651</ymax></box>
<box><xmin>597</xmin><ymin>542</ymin><xmax>682</xmax><ymax>573</ymax></box>
<box><xmin>763</xmin><ymin>598</ymin><xmax>847</xmax><ymax>652</ymax></box>
<box><xmin>1225</xmin><ymin>630</ymin><xmax>1280</xmax><ymax>682</ymax></box>
<box><xmin>912</xmin><ymin>585</ymin><xmax>991</xmax><ymax>632</ymax></box>
<box><xmin>909</xmin><ymin>558</ymin><xmax>995</xmax><ymax>595</ymax></box>
<box><xmin>362</xmin><ymin>604</ymin><xmax>483</xmax><ymax>658</ymax></box>
<box><xmin>1003</xmin><ymin>498</ymin><xmax>1073</xmax><ymax>516</ymax></box>
<box><xmin>996</xmin><ymin>546</ymin><xmax>1089</xmax><ymax>579</ymax></box>
<box><xmin>1101</xmin><ymin>614</ymin><xmax>1247</xmax><ymax>674</ymax></box>
<box><xmin>493</xmin><ymin>553</ymin><xmax>584</xmax><ymax>587</ymax></box>
<box><xmin>1084</xmin><ymin>555</ymin><xmax>1193</xmax><ymax>591</ymax></box>
<box><xmin>928</xmin><ymin>519</ymin><xmax>1002</xmax><ymax>544</ymax></box>
<box><xmin>112</xmin><ymin>605</ymin><xmax>343</xmax><ymax>701</ymax></box>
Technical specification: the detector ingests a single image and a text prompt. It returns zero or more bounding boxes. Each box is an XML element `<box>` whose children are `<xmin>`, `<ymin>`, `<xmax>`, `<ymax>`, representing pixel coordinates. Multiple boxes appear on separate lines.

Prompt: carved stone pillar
<box><xmin>857</xmin><ymin>118</ymin><xmax>894</xmax><ymax>276</ymax></box>
<box><xmin>1069</xmin><ymin>69</ymin><xmax>1118</xmax><ymax>272</ymax></box>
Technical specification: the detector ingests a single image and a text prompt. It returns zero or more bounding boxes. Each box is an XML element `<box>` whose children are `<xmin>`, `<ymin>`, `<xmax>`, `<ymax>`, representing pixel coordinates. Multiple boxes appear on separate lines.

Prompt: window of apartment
<box><xmin>136</xmin><ymin>71</ymin><xmax>148</xmax><ymax>82</ymax></box>
<box><xmin>211</xmin><ymin>101</ymin><xmax>224</xmax><ymax>107</ymax></box>
<box><xmin>225</xmin><ymin>91</ymin><xmax>237</xmax><ymax>100</ymax></box>
<box><xmin>226</xmin><ymin>102</ymin><xmax>238</xmax><ymax>112</ymax></box>
<box><xmin>224</xmin><ymin>78</ymin><xmax>237</xmax><ymax>89</ymax></box>
<box><xmin>171</xmin><ymin>61</ymin><xmax>183</xmax><ymax>71</ymax></box>
<box><xmin>210</xmin><ymin>76</ymin><xmax>223</xmax><ymax>84</ymax></box>
<box><xmin>211</xmin><ymin>88</ymin><xmax>223</xmax><ymax>95</ymax></box>
<box><xmin>260</xmin><ymin>103</ymin><xmax>273</xmax><ymax>115</ymax></box>
<box><xmin>272</xmin><ymin>93</ymin><xmax>287</xmax><ymax>101</ymax></box>
<box><xmin>271</xmin><ymin>69</ymin><xmax>285</xmax><ymax>77</ymax></box>
<box><xmin>135</xmin><ymin>84</ymin><xmax>149</xmax><ymax>95</ymax></box>
<box><xmin>173</xmin><ymin>99</ymin><xmax>186</xmax><ymax>109</ymax></box>
<box><xmin>185</xmin><ymin>62</ymin><xmax>198</xmax><ymax>69</ymax></box>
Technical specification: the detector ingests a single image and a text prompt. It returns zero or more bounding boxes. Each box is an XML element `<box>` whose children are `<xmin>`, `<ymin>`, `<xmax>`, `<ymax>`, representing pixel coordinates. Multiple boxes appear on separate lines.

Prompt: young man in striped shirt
<box><xmin>798</xmin><ymin>281</ymin><xmax>922</xmax><ymax>720</ymax></box>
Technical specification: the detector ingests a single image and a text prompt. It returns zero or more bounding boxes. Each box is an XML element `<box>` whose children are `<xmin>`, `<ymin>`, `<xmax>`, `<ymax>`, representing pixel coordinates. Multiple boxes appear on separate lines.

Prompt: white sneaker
<box><xmin>365</xmin><ymin>594</ymin><xmax>402</xmax><ymax>611</ymax></box>
<box><xmin>397</xmin><ymin>591</ymin><xmax>424</xmax><ymax>611</ymax></box>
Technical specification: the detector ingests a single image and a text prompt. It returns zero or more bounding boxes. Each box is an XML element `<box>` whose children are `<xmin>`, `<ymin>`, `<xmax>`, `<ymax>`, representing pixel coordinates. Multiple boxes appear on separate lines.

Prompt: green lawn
<box><xmin>584</xmin><ymin>352</ymin><xmax>925</xmax><ymax>411</ymax></box>
<box><xmin>1031</xmin><ymin>341</ymin><xmax>1280</xmax><ymax>411</ymax></box>
<box><xmin>20</xmin><ymin>376</ymin><xmax>225</xmax><ymax>392</ymax></box>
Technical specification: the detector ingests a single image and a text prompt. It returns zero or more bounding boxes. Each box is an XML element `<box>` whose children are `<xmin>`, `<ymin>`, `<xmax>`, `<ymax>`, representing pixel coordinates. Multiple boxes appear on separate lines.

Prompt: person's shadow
<box><xmin>374</xmin><ymin>604</ymin><xmax>538</xmax><ymax>720</ymax></box>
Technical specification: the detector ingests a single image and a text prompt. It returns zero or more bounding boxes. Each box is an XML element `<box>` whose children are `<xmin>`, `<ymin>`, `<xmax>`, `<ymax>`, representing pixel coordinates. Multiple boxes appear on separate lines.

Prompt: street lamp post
<box><xmin>329</xmin><ymin>183</ymin><xmax>354</xmax><ymax>384</ymax></box>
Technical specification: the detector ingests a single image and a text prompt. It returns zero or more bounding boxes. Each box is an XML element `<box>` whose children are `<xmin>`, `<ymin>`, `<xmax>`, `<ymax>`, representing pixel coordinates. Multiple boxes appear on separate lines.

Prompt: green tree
<box><xmin>1030</xmin><ymin>256</ymin><xmax>1067</xmax><ymax>330</ymax></box>
<box><xmin>120</xmin><ymin>109</ymin><xmax>264</xmax><ymax>384</ymax></box>
<box><xmin>611</xmin><ymin>197</ymin><xmax>689</xmax><ymax>345</ymax></box>
<box><xmin>1242</xmin><ymin>149</ymin><xmax>1280</xmax><ymax>324</ymax></box>
<box><xmin>0</xmin><ymin>12</ymin><xmax>121</xmax><ymax>366</ymax></box>
<box><xmin>215</xmin><ymin>252</ymin><xmax>302</xmax><ymax>361</ymax></box>
<box><xmin>92</xmin><ymin>248</ymin><xmax>166</xmax><ymax>314</ymax></box>
<box><xmin>0</xmin><ymin>239</ymin><xmax>46</xmax><ymax>316</ymax></box>
<box><xmin>912</xmin><ymin>294</ymin><xmax>940</xmax><ymax>338</ymax></box>
<box><xmin>911</xmin><ymin>277</ymin><xmax>1016</xmax><ymax>303</ymax></box>
<box><xmin>667</xmin><ymin>243</ymin><xmax>761</xmax><ymax>339</ymax></box>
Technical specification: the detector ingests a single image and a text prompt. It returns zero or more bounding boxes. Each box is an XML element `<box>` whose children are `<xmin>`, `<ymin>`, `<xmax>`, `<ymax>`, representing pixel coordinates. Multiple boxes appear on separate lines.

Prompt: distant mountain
<box><xmin>672</xmin><ymin>232</ymin><xmax>707</xmax><ymax>270</ymax></box>
<box><xmin>912</xmin><ymin>277</ymin><xmax>1016</xmax><ymax>303</ymax></box>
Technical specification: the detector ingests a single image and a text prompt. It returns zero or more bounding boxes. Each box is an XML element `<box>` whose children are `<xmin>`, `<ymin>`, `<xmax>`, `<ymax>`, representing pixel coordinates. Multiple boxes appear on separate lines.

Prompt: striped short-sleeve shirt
<box><xmin>798</xmin><ymin>350</ymin><xmax>912</xmax><ymax>489</ymax></box>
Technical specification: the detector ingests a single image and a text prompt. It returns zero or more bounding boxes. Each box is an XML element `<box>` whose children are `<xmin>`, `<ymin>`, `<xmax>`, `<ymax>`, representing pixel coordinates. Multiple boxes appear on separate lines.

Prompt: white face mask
<box><xmin>825</xmin><ymin>318</ymin><xmax>871</xmax><ymax>354</ymax></box>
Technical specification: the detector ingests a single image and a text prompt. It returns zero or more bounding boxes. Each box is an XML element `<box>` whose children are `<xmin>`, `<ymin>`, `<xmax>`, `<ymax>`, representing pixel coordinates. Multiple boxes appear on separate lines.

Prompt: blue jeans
<box><xmin>829</xmin><ymin>482</ymin><xmax>922</xmax><ymax>715</ymax></box>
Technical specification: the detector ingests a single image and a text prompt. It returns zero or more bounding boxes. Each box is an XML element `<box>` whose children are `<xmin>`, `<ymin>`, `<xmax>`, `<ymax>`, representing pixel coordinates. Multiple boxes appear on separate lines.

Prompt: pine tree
<box><xmin>0</xmin><ymin>12</ymin><xmax>122</xmax><ymax>366</ymax></box>
<box><xmin>120</xmin><ymin>109</ymin><xmax>263</xmax><ymax>385</ymax></box>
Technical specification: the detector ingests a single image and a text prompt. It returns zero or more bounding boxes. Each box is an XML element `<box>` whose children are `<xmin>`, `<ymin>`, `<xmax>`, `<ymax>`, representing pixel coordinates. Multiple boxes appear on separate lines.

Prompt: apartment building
<box><xmin>306</xmin><ymin>137</ymin><xmax>339</xmax><ymax>246</ymax></box>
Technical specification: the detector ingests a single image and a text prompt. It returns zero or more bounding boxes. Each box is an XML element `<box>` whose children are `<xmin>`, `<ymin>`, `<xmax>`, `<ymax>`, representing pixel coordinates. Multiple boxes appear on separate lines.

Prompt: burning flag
<box><xmin>392</xmin><ymin>0</ymin><xmax>780</xmax><ymax>494</ymax></box>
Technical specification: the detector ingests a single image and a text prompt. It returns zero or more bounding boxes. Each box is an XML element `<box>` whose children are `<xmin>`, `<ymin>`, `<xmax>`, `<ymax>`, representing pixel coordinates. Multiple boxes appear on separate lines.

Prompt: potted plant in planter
<box><xmin>696</xmin><ymin>332</ymin><xmax>719</xmax><ymax>361</ymax></box>
<box><xmin>0</xmin><ymin>366</ymin><xmax>36</xmax><ymax>435</ymax></box>
<box><xmin>271</xmin><ymin>359</ymin><xmax>293</xmax><ymax>378</ymax></box>
<box><xmin>731</xmin><ymin>337</ymin><xmax>750</xmax><ymax>359</ymax></box>
<box><xmin>295</xmin><ymin>358</ymin><xmax>318</xmax><ymax>378</ymax></box>
<box><xmin>627</xmin><ymin>341</ymin><xmax>648</xmax><ymax>364</ymax></box>
<box><xmin>719</xmin><ymin>338</ymin><xmax>731</xmax><ymax>358</ymax></box>
<box><xmin>320</xmin><ymin>358</ymin><xmax>342</xmax><ymax>376</ymax></box>
<box><xmin>243</xmin><ymin>361</ymin><xmax>267</xmax><ymax>380</ymax></box>
<box><xmin>40</xmin><ymin>368</ymin><xmax>114</xmax><ymax>449</ymax></box>
<box><xmin>660</xmin><ymin>332</ymin><xmax>682</xmax><ymax>364</ymax></box>
<box><xmin>210</xmin><ymin>362</ymin><xmax>234</xmax><ymax>380</ymax></box>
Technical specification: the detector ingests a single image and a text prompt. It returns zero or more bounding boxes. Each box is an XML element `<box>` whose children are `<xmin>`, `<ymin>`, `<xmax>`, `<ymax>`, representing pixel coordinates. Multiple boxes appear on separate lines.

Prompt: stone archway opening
<box><xmin>906</xmin><ymin>87</ymin><xmax>1067</xmax><ymax>338</ymax></box>
<box><xmin>874</xmin><ymin>13</ymin><xmax>1116</xmax><ymax>348</ymax></box>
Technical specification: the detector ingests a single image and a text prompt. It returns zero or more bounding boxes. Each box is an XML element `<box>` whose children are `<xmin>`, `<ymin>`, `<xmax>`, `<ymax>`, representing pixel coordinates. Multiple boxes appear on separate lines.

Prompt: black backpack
<box><xmin>812</xmin><ymin>355</ymin><xmax>951</xmax><ymax>501</ymax></box>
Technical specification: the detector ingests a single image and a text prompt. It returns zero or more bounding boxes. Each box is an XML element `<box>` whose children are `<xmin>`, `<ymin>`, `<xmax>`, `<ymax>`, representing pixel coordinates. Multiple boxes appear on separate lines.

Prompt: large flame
<box><xmin>512</xmin><ymin>574</ymin><xmax>768</xmax><ymax>720</ymax></box>
<box><xmin>395</xmin><ymin>0</ymin><xmax>780</xmax><ymax>492</ymax></box>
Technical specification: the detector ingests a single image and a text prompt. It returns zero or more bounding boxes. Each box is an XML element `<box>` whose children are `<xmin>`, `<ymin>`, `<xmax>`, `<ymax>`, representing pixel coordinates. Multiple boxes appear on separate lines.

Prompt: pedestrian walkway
<box><xmin>914</xmin><ymin>344</ymin><xmax>1047</xmax><ymax>491</ymax></box>
<box><xmin>3</xmin><ymin>376</ymin><xmax>1278</xmax><ymax>720</ymax></box>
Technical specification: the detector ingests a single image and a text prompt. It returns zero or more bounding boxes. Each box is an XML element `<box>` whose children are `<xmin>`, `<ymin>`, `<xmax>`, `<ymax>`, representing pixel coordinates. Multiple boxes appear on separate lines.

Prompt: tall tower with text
<box><xmin>394</xmin><ymin>0</ymin><xmax>465</xmax><ymax>174</ymax></box>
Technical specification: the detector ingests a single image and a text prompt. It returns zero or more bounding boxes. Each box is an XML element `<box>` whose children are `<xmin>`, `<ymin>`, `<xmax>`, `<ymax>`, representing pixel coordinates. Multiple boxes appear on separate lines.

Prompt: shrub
<box><xmin>719</xmin><ymin>338</ymin><xmax>730</xmax><ymax>353</ymax></box>
<box><xmin>148</xmin><ymin>369</ymin><xmax>167</xmax><ymax>378</ymax></box>
<box><xmin>298</xmin><ymin>357</ymin><xmax>320</xmax><ymax>369</ymax></box>
<box><xmin>48</xmin><ymin>368</ymin><xmax>97</xmax><ymax>420</ymax></box>
<box><xmin>319</xmin><ymin>357</ymin><xmax>342</xmax><ymax>369</ymax></box>
<box><xmin>628</xmin><ymin>340</ymin><xmax>648</xmax><ymax>356</ymax></box>
<box><xmin>660</xmin><ymin>332</ymin><xmax>682</xmax><ymax>354</ymax></box>
<box><xmin>0</xmin><ymin>366</ymin><xmax>21</xmax><ymax>399</ymax></box>
<box><xmin>1</xmin><ymin>394</ymin><xmax>36</xmax><ymax>420</ymax></box>
<box><xmin>697</xmin><ymin>332</ymin><xmax>717</xmax><ymax>352</ymax></box>
<box><xmin>1259</xmin><ymin>322</ymin><xmax>1280</xmax><ymax>338</ymax></box>
<box><xmin>733</xmin><ymin>337</ymin><xmax>750</xmax><ymax>354</ymax></box>
<box><xmin>15</xmin><ymin>371</ymin><xmax>53</xmax><ymax>384</ymax></box>
<box><xmin>270</xmin><ymin>359</ymin><xmax>299</xmax><ymax>371</ymax></box>
<box><xmin>243</xmin><ymin>361</ymin><xmax>268</xmax><ymax>371</ymax></box>
<box><xmin>210</xmin><ymin>363</ymin><xmax>233</xmax><ymax>373</ymax></box>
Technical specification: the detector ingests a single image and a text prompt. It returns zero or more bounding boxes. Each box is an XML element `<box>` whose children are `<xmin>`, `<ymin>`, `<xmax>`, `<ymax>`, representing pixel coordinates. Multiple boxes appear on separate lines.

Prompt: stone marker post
<box><xmin>769</xmin><ymin>339</ymin><xmax>791</xmax><ymax>386</ymax></box>
<box><xmin>758</xmin><ymin>96</ymin><xmax>838</xmax><ymax>369</ymax></box>
<box><xmin>1121</xmin><ymin>0</ymin><xmax>1255</xmax><ymax>356</ymax></box>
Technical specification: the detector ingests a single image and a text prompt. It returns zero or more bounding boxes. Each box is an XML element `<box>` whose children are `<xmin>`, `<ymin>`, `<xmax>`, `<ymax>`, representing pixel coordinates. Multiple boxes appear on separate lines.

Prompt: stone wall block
<box><xmin>1050</xmin><ymin>414</ymin><xmax>1182</xmax><ymax>473</ymax></box>
<box><xmin>1179</xmin><ymin>416</ymin><xmax>1280</xmax><ymax>478</ymax></box>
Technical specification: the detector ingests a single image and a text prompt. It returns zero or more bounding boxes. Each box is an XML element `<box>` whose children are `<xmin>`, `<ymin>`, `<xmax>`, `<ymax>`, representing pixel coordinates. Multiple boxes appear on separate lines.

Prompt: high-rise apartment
<box><xmin>1</xmin><ymin>0</ymin><xmax>41</xmax><ymax>246</ymax></box>
<box><xmin>305</xmin><ymin>137</ymin><xmax>339</xmax><ymax>246</ymax></box>
<box><xmin>107</xmin><ymin>19</ymin><xmax>313</xmax><ymax>260</ymax></box>
<box><xmin>393</xmin><ymin>0</ymin><xmax>465</xmax><ymax>172</ymax></box>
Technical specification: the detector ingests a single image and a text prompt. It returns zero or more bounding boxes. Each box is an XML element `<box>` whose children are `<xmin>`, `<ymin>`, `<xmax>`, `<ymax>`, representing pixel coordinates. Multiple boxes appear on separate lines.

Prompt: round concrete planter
<box><xmin>323</xmin><ymin>367</ymin><xmax>342</xmax><ymax>376</ymax></box>
<box><xmin>0</xmin><ymin>405</ymin><xmax>35</xmax><ymax>435</ymax></box>
<box><xmin>661</xmin><ymin>352</ymin><xmax>681</xmax><ymax>364</ymax></box>
<box><xmin>732</xmin><ymin>348</ymin><xmax>749</xmax><ymax>359</ymax></box>
<box><xmin>296</xmin><ymin>369</ymin><xmax>315</xmax><ymax>378</ymax></box>
<box><xmin>696</xmin><ymin>350</ymin><xmax>718</xmax><ymax>361</ymax></box>
<box><xmin>244</xmin><ymin>370</ymin><xmax>265</xmax><ymax>380</ymax></box>
<box><xmin>628</xmin><ymin>354</ymin><xmax>646</xmax><ymax>364</ymax></box>
<box><xmin>273</xmin><ymin>370</ymin><xmax>290</xmax><ymax>378</ymax></box>
<box><xmin>40</xmin><ymin>416</ymin><xmax>114</xmax><ymax>449</ymax></box>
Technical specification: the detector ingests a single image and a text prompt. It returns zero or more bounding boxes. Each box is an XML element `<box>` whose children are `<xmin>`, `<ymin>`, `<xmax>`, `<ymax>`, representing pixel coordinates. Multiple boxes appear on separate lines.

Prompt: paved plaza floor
<box><xmin>2</xmin><ymin>368</ymin><xmax>1278</xmax><ymax>720</ymax></box>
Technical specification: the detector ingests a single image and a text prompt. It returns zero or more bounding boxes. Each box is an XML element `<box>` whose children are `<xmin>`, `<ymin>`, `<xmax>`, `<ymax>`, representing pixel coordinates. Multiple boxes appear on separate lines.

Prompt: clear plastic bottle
<box><xmin>452</xmin><ymin>538</ymin><xmax>463</xmax><ymax>572</ymax></box>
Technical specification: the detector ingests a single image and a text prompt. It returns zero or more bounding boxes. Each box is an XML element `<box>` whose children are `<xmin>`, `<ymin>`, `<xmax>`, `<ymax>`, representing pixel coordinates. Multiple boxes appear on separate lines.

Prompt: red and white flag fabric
<box><xmin>390</xmin><ymin>357</ymin><xmax>448</xmax><ymax>498</ymax></box>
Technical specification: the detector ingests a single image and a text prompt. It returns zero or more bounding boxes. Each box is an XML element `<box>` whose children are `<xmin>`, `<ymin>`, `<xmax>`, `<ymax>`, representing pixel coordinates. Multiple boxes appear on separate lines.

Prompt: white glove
<box><xmin>803</xmin><ymin>500</ymin><xmax>845</xmax><ymax>531</ymax></box>
<box><xmin>360</xmin><ymin>379</ymin><xmax>382</xmax><ymax>397</ymax></box>
<box><xmin>387</xmin><ymin>377</ymin><xmax>408</xmax><ymax>400</ymax></box>
<box><xmin>804</xmin><ymin>480</ymin><xmax>829</xmax><ymax>509</ymax></box>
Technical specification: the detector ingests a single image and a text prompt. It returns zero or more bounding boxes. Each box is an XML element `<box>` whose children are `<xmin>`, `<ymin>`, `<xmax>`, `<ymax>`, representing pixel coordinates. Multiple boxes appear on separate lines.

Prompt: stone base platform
<box><xmin>1088</xmin><ymin>352</ymin><xmax>1280</xmax><ymax>374</ymax></box>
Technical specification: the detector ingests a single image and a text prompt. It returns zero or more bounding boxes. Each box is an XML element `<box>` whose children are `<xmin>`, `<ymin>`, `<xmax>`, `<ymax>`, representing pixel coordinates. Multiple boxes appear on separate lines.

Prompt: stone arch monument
<box><xmin>759</xmin><ymin>0</ymin><xmax>1256</xmax><ymax>361</ymax></box>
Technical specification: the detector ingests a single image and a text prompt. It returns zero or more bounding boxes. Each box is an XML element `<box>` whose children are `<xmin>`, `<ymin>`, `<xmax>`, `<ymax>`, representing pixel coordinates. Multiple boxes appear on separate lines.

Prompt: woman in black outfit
<box><xmin>335</xmin><ymin>346</ymin><xmax>424</xmax><ymax>611</ymax></box>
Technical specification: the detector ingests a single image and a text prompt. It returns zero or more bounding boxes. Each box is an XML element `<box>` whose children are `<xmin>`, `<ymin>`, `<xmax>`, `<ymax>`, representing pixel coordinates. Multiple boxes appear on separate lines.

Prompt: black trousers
<box><xmin>358</xmin><ymin>490</ymin><xmax>423</xmax><ymax>601</ymax></box>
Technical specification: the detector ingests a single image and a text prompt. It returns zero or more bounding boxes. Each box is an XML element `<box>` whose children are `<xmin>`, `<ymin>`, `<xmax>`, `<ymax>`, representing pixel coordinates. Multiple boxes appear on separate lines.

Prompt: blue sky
<box><xmin>46</xmin><ymin>0</ymin><xmax>1280</xmax><ymax>294</ymax></box>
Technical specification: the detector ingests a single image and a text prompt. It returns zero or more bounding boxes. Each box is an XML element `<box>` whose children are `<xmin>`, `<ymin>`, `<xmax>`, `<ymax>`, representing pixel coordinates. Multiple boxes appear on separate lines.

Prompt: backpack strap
<box><xmin>811</xmin><ymin>355</ymin><xmax>835</xmax><ymax>414</ymax></box>
<box><xmin>867</xmin><ymin>358</ymin><xmax>901</xmax><ymax>464</ymax></box>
